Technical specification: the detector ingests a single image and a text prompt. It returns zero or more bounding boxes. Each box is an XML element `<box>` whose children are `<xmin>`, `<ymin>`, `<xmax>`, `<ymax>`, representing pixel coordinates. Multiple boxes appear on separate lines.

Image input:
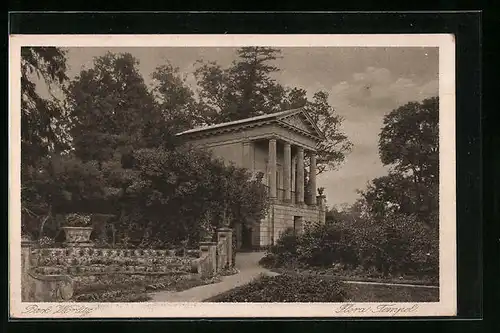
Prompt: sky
<box><xmin>60</xmin><ymin>46</ymin><xmax>439</xmax><ymax>207</ymax></box>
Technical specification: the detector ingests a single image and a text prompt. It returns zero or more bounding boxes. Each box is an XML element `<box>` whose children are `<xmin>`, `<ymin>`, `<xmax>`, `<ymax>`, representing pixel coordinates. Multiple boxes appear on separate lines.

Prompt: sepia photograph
<box><xmin>9</xmin><ymin>34</ymin><xmax>456</xmax><ymax>318</ymax></box>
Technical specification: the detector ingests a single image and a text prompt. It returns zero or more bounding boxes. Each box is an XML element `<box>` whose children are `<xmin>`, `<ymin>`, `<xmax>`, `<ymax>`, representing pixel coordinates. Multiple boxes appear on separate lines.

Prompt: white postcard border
<box><xmin>9</xmin><ymin>34</ymin><xmax>456</xmax><ymax>318</ymax></box>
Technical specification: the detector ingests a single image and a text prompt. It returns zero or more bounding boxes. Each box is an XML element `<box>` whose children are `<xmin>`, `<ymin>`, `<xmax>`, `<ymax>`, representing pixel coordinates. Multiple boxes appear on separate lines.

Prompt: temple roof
<box><xmin>176</xmin><ymin>107</ymin><xmax>326</xmax><ymax>140</ymax></box>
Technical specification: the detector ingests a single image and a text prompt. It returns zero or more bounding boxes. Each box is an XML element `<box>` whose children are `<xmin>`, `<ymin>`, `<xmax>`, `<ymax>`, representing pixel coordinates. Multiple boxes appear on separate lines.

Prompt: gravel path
<box><xmin>148</xmin><ymin>252</ymin><xmax>276</xmax><ymax>302</ymax></box>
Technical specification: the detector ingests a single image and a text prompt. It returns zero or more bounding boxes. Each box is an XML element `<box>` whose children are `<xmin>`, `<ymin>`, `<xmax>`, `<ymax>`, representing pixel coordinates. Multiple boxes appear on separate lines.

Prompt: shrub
<box><xmin>260</xmin><ymin>228</ymin><xmax>300</xmax><ymax>268</ymax></box>
<box><xmin>270</xmin><ymin>228</ymin><xmax>299</xmax><ymax>256</ymax></box>
<box><xmin>297</xmin><ymin>222</ymin><xmax>343</xmax><ymax>267</ymax></box>
<box><xmin>263</xmin><ymin>213</ymin><xmax>438</xmax><ymax>280</ymax></box>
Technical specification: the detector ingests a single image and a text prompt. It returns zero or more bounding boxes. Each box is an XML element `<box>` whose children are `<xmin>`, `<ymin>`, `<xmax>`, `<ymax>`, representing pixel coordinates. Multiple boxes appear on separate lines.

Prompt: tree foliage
<box><xmin>22</xmin><ymin>47</ymin><xmax>354</xmax><ymax>249</ymax></box>
<box><xmin>21</xmin><ymin>47</ymin><xmax>71</xmax><ymax>235</ymax></box>
<box><xmin>21</xmin><ymin>155</ymin><xmax>111</xmax><ymax>238</ymax></box>
<box><xmin>23</xmin><ymin>50</ymin><xmax>271</xmax><ymax>248</ymax></box>
<box><xmin>151</xmin><ymin>62</ymin><xmax>205</xmax><ymax>132</ymax></box>
<box><xmin>194</xmin><ymin>47</ymin><xmax>351</xmax><ymax>173</ymax></box>
<box><xmin>195</xmin><ymin>47</ymin><xmax>284</xmax><ymax>123</ymax></box>
<box><xmin>379</xmin><ymin>97</ymin><xmax>439</xmax><ymax>180</ymax></box>
<box><xmin>68</xmin><ymin>52</ymin><xmax>175</xmax><ymax>165</ymax></box>
<box><xmin>113</xmin><ymin>146</ymin><xmax>269</xmax><ymax>248</ymax></box>
<box><xmin>21</xmin><ymin>47</ymin><xmax>70</xmax><ymax>167</ymax></box>
<box><xmin>303</xmin><ymin>91</ymin><xmax>352</xmax><ymax>173</ymax></box>
<box><xmin>359</xmin><ymin>97</ymin><xmax>439</xmax><ymax>225</ymax></box>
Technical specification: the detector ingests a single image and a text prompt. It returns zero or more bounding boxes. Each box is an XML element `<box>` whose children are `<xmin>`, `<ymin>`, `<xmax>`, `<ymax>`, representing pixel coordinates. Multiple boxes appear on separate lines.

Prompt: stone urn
<box><xmin>62</xmin><ymin>227</ymin><xmax>94</xmax><ymax>247</ymax></box>
<box><xmin>62</xmin><ymin>214</ymin><xmax>94</xmax><ymax>248</ymax></box>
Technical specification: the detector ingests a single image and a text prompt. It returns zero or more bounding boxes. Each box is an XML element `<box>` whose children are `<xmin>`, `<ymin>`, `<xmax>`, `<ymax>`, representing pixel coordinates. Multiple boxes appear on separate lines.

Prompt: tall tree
<box><xmin>195</xmin><ymin>47</ymin><xmax>351</xmax><ymax>174</ymax></box>
<box><xmin>66</xmin><ymin>52</ymin><xmax>170</xmax><ymax>228</ymax></box>
<box><xmin>68</xmin><ymin>52</ymin><xmax>172</xmax><ymax>164</ymax></box>
<box><xmin>361</xmin><ymin>97</ymin><xmax>439</xmax><ymax>225</ymax></box>
<box><xmin>21</xmin><ymin>47</ymin><xmax>70</xmax><ymax>167</ymax></box>
<box><xmin>195</xmin><ymin>47</ymin><xmax>284</xmax><ymax>123</ymax></box>
<box><xmin>360</xmin><ymin>173</ymin><xmax>418</xmax><ymax>220</ymax></box>
<box><xmin>151</xmin><ymin>62</ymin><xmax>205</xmax><ymax>132</ymax></box>
<box><xmin>379</xmin><ymin>97</ymin><xmax>439</xmax><ymax>184</ymax></box>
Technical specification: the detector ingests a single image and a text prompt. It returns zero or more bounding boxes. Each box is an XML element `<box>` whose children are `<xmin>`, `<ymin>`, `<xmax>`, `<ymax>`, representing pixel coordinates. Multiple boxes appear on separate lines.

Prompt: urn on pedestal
<box><xmin>62</xmin><ymin>213</ymin><xmax>94</xmax><ymax>248</ymax></box>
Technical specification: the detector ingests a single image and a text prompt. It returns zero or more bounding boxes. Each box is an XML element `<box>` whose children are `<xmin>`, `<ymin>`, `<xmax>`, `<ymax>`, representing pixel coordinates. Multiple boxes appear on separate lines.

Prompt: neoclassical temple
<box><xmin>177</xmin><ymin>108</ymin><xmax>327</xmax><ymax>250</ymax></box>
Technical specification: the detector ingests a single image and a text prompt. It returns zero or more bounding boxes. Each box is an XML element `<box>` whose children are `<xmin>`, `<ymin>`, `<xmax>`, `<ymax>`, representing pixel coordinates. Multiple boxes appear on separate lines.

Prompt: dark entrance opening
<box><xmin>293</xmin><ymin>216</ymin><xmax>303</xmax><ymax>235</ymax></box>
<box><xmin>241</xmin><ymin>224</ymin><xmax>253</xmax><ymax>251</ymax></box>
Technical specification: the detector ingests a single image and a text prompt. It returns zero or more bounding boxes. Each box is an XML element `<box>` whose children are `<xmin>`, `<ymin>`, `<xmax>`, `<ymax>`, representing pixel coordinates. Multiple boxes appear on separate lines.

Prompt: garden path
<box><xmin>148</xmin><ymin>252</ymin><xmax>277</xmax><ymax>302</ymax></box>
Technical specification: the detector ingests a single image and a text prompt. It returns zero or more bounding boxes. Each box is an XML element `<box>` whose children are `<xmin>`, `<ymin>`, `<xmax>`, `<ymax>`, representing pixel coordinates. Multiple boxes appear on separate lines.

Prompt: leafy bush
<box><xmin>208</xmin><ymin>274</ymin><xmax>345</xmax><ymax>302</ymax></box>
<box><xmin>262</xmin><ymin>228</ymin><xmax>300</xmax><ymax>267</ymax></box>
<box><xmin>114</xmin><ymin>146</ymin><xmax>269</xmax><ymax>248</ymax></box>
<box><xmin>262</xmin><ymin>213</ymin><xmax>438</xmax><ymax>280</ymax></box>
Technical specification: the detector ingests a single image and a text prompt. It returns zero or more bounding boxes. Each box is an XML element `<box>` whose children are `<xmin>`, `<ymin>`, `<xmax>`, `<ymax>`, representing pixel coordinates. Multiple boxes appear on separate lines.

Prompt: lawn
<box><xmin>342</xmin><ymin>282</ymin><xmax>439</xmax><ymax>302</ymax></box>
<box><xmin>206</xmin><ymin>273</ymin><xmax>439</xmax><ymax>303</ymax></box>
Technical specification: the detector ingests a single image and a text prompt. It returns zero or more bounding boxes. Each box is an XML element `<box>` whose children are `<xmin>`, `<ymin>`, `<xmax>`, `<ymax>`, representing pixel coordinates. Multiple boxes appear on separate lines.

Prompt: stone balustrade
<box><xmin>21</xmin><ymin>228</ymin><xmax>234</xmax><ymax>302</ymax></box>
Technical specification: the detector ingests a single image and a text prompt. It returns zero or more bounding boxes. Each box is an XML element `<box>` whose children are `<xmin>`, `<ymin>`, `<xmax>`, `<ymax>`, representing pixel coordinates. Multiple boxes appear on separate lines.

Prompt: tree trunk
<box><xmin>38</xmin><ymin>205</ymin><xmax>52</xmax><ymax>240</ymax></box>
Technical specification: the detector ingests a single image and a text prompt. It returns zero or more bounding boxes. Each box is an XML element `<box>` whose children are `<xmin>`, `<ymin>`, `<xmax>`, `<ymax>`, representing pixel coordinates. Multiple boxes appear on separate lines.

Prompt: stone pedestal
<box><xmin>21</xmin><ymin>235</ymin><xmax>33</xmax><ymax>301</ymax></box>
<box><xmin>217</xmin><ymin>227</ymin><xmax>233</xmax><ymax>268</ymax></box>
<box><xmin>199</xmin><ymin>241</ymin><xmax>217</xmax><ymax>277</ymax></box>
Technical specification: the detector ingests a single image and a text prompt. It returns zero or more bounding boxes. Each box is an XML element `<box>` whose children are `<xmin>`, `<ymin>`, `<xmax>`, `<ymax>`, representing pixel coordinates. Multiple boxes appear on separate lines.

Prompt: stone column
<box><xmin>268</xmin><ymin>138</ymin><xmax>277</xmax><ymax>199</ymax></box>
<box><xmin>309</xmin><ymin>152</ymin><xmax>317</xmax><ymax>205</ymax></box>
<box><xmin>242</xmin><ymin>140</ymin><xmax>253</xmax><ymax>171</ymax></box>
<box><xmin>296</xmin><ymin>147</ymin><xmax>305</xmax><ymax>204</ymax></box>
<box><xmin>283</xmin><ymin>142</ymin><xmax>292</xmax><ymax>202</ymax></box>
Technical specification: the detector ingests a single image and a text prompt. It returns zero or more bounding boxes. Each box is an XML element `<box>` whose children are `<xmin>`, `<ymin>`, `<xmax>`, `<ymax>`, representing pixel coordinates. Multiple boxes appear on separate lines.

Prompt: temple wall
<box><xmin>256</xmin><ymin>203</ymin><xmax>325</xmax><ymax>248</ymax></box>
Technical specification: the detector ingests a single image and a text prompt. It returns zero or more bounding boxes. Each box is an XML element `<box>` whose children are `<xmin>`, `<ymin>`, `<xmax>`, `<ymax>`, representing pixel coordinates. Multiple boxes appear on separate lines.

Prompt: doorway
<box><xmin>293</xmin><ymin>216</ymin><xmax>304</xmax><ymax>235</ymax></box>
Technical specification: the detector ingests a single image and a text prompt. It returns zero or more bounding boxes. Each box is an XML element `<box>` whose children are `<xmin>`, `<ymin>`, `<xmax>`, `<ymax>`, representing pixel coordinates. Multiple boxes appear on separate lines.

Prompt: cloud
<box><xmin>330</xmin><ymin>67</ymin><xmax>438</xmax><ymax>115</ymax></box>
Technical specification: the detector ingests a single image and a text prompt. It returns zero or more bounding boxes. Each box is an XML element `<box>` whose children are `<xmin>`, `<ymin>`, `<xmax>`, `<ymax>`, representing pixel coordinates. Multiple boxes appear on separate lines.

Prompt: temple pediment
<box><xmin>278</xmin><ymin>113</ymin><xmax>321</xmax><ymax>137</ymax></box>
<box><xmin>177</xmin><ymin>107</ymin><xmax>325</xmax><ymax>141</ymax></box>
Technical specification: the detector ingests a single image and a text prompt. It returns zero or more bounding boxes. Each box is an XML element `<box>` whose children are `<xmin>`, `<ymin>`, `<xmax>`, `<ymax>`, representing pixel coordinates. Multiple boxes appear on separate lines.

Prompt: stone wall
<box><xmin>21</xmin><ymin>228</ymin><xmax>234</xmax><ymax>302</ymax></box>
<box><xmin>257</xmin><ymin>199</ymin><xmax>326</xmax><ymax>247</ymax></box>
